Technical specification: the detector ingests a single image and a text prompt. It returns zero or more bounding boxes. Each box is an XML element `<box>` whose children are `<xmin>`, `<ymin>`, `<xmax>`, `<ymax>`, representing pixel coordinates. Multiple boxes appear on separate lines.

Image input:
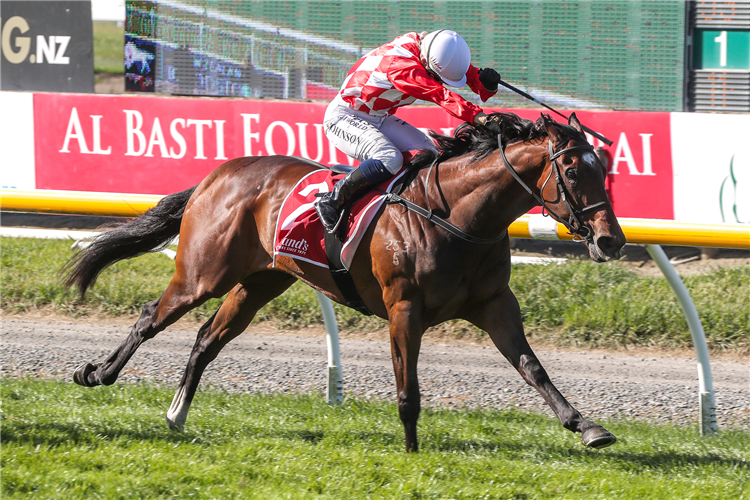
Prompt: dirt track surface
<box><xmin>2</xmin><ymin>315</ymin><xmax>748</xmax><ymax>431</ymax></box>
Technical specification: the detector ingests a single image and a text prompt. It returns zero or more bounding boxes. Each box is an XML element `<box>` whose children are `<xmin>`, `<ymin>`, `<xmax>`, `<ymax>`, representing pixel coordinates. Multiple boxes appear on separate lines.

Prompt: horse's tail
<box><xmin>62</xmin><ymin>185</ymin><xmax>197</xmax><ymax>297</ymax></box>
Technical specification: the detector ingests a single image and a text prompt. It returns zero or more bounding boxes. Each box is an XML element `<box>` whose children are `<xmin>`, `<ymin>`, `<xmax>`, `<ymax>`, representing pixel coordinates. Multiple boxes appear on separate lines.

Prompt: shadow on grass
<box><xmin>1</xmin><ymin>420</ymin><xmax>204</xmax><ymax>447</ymax></box>
<box><xmin>603</xmin><ymin>450</ymin><xmax>750</xmax><ymax>470</ymax></box>
<box><xmin>424</xmin><ymin>434</ymin><xmax>747</xmax><ymax>470</ymax></box>
<box><xmin>4</xmin><ymin>416</ymin><xmax>746</xmax><ymax>473</ymax></box>
<box><xmin>261</xmin><ymin>428</ymin><xmax>401</xmax><ymax>448</ymax></box>
<box><xmin>278</xmin><ymin>429</ymin><xmax>326</xmax><ymax>444</ymax></box>
<box><xmin>266</xmin><ymin>425</ymin><xmax>748</xmax><ymax>472</ymax></box>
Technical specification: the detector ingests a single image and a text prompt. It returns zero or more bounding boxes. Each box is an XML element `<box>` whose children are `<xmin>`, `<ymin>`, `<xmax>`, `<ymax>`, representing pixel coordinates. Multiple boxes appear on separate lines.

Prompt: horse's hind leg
<box><xmin>73</xmin><ymin>194</ymin><xmax>273</xmax><ymax>388</ymax></box>
<box><xmin>166</xmin><ymin>271</ymin><xmax>296</xmax><ymax>431</ymax></box>
<box><xmin>467</xmin><ymin>287</ymin><xmax>616</xmax><ymax>449</ymax></box>
<box><xmin>73</xmin><ymin>274</ymin><xmax>221</xmax><ymax>387</ymax></box>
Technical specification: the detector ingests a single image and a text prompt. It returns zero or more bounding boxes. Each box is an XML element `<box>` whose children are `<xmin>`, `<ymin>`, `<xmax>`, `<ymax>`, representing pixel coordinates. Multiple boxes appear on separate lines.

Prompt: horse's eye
<box><xmin>565</xmin><ymin>168</ymin><xmax>577</xmax><ymax>181</ymax></box>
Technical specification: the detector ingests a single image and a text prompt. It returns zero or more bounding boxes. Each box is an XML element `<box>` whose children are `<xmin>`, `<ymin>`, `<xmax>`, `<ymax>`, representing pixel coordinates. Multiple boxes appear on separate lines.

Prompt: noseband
<box><xmin>498</xmin><ymin>135</ymin><xmax>610</xmax><ymax>241</ymax></box>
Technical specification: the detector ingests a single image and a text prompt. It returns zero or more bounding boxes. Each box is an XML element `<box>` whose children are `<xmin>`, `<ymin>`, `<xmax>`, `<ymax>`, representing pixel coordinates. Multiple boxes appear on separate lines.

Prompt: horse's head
<box><xmin>412</xmin><ymin>112</ymin><xmax>624</xmax><ymax>261</ymax></box>
<box><xmin>538</xmin><ymin>113</ymin><xmax>625</xmax><ymax>262</ymax></box>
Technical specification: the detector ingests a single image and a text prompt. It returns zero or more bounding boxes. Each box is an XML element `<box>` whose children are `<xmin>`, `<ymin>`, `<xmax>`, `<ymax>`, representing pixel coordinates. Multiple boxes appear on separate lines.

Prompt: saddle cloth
<box><xmin>273</xmin><ymin>167</ymin><xmax>408</xmax><ymax>270</ymax></box>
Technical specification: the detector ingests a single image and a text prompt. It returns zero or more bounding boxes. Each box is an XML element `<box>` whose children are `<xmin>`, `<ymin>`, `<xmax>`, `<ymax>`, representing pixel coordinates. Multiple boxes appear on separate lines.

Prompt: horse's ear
<box><xmin>568</xmin><ymin>112</ymin><xmax>584</xmax><ymax>134</ymax></box>
<box><xmin>542</xmin><ymin>113</ymin><xmax>563</xmax><ymax>145</ymax></box>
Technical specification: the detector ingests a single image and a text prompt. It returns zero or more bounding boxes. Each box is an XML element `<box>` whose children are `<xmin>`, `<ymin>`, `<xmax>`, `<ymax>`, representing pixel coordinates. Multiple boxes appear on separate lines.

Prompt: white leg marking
<box><xmin>165</xmin><ymin>385</ymin><xmax>190</xmax><ymax>431</ymax></box>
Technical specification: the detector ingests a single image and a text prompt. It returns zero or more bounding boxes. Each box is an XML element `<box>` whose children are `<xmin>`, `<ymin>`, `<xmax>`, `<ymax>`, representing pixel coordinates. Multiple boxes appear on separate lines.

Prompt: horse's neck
<box><xmin>500</xmin><ymin>140</ymin><xmax>552</xmax><ymax>218</ymax></box>
<box><xmin>421</xmin><ymin>144</ymin><xmax>548</xmax><ymax>235</ymax></box>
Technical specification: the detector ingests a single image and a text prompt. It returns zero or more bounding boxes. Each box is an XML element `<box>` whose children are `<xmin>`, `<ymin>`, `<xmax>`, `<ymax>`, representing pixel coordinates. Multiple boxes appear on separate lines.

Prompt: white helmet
<box><xmin>420</xmin><ymin>30</ymin><xmax>471</xmax><ymax>87</ymax></box>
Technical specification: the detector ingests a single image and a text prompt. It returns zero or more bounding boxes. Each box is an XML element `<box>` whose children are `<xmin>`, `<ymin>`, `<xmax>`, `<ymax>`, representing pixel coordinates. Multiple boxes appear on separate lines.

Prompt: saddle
<box><xmin>273</xmin><ymin>161</ymin><xmax>413</xmax><ymax>315</ymax></box>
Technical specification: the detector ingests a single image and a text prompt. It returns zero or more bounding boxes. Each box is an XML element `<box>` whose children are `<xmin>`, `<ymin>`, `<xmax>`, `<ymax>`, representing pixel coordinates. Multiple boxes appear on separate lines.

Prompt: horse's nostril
<box><xmin>597</xmin><ymin>235</ymin><xmax>620</xmax><ymax>256</ymax></box>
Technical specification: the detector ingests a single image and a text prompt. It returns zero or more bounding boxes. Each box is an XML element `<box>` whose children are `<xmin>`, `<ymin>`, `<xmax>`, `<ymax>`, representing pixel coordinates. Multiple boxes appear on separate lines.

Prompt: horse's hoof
<box><xmin>581</xmin><ymin>426</ymin><xmax>617</xmax><ymax>449</ymax></box>
<box><xmin>73</xmin><ymin>363</ymin><xmax>98</xmax><ymax>387</ymax></box>
<box><xmin>166</xmin><ymin>415</ymin><xmax>184</xmax><ymax>432</ymax></box>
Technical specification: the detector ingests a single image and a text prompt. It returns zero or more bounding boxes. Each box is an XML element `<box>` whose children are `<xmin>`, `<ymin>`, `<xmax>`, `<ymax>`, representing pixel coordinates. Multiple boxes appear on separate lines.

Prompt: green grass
<box><xmin>1</xmin><ymin>237</ymin><xmax>749</xmax><ymax>352</ymax></box>
<box><xmin>2</xmin><ymin>379</ymin><xmax>748</xmax><ymax>500</ymax></box>
<box><xmin>93</xmin><ymin>21</ymin><xmax>124</xmax><ymax>74</ymax></box>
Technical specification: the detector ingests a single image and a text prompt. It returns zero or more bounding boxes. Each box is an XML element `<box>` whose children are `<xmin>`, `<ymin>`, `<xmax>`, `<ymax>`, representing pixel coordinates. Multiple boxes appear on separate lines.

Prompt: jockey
<box><xmin>314</xmin><ymin>29</ymin><xmax>502</xmax><ymax>231</ymax></box>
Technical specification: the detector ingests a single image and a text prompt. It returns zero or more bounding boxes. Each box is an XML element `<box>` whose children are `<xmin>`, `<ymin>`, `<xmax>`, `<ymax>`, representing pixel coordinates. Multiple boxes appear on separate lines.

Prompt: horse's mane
<box><xmin>409</xmin><ymin>112</ymin><xmax>582</xmax><ymax>171</ymax></box>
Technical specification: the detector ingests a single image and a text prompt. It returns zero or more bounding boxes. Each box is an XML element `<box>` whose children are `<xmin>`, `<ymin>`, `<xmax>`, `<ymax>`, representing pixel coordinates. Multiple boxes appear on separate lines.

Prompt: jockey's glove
<box><xmin>479</xmin><ymin>68</ymin><xmax>501</xmax><ymax>91</ymax></box>
<box><xmin>482</xmin><ymin>114</ymin><xmax>503</xmax><ymax>135</ymax></box>
<box><xmin>473</xmin><ymin>112</ymin><xmax>502</xmax><ymax>135</ymax></box>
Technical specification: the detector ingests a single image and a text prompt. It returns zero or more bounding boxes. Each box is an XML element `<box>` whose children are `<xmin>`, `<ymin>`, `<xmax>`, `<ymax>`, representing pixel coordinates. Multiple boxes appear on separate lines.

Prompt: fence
<box><xmin>126</xmin><ymin>0</ymin><xmax>686</xmax><ymax>111</ymax></box>
<box><xmin>3</xmin><ymin>189</ymin><xmax>748</xmax><ymax>248</ymax></box>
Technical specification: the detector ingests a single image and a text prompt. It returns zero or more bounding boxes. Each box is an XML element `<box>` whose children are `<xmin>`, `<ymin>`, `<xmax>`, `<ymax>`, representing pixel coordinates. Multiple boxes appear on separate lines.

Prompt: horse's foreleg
<box><xmin>73</xmin><ymin>274</ymin><xmax>216</xmax><ymax>388</ymax></box>
<box><xmin>166</xmin><ymin>272</ymin><xmax>296</xmax><ymax>431</ymax></box>
<box><xmin>387</xmin><ymin>299</ymin><xmax>425</xmax><ymax>453</ymax></box>
<box><xmin>468</xmin><ymin>287</ymin><xmax>616</xmax><ymax>449</ymax></box>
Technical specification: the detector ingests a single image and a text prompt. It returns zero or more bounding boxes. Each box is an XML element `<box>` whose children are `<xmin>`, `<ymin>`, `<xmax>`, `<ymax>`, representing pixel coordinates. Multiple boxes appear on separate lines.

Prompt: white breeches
<box><xmin>323</xmin><ymin>95</ymin><xmax>437</xmax><ymax>174</ymax></box>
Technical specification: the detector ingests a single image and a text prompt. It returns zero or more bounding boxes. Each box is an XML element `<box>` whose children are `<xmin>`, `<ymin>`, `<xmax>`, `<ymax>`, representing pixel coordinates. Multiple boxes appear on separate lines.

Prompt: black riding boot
<box><xmin>314</xmin><ymin>167</ymin><xmax>372</xmax><ymax>231</ymax></box>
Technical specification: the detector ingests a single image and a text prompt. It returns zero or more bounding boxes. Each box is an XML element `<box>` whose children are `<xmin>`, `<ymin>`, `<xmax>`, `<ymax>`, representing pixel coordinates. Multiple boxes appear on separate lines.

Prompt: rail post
<box><xmin>646</xmin><ymin>244</ymin><xmax>718</xmax><ymax>435</ymax></box>
<box><xmin>316</xmin><ymin>291</ymin><xmax>343</xmax><ymax>405</ymax></box>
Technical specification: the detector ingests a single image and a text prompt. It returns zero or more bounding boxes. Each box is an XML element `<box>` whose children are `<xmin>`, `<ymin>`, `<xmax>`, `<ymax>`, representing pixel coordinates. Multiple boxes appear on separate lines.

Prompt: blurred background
<box><xmin>61</xmin><ymin>0</ymin><xmax>750</xmax><ymax>113</ymax></box>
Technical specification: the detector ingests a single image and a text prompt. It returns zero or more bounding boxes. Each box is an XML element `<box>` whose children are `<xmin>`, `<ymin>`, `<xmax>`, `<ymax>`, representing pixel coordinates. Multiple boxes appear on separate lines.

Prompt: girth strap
<box><xmin>323</xmin><ymin>229</ymin><xmax>373</xmax><ymax>316</ymax></box>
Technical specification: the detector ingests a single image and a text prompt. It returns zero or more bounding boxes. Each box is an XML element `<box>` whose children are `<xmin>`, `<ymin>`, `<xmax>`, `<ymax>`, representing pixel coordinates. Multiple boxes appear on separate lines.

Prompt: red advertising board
<box><xmin>35</xmin><ymin>93</ymin><xmax>333</xmax><ymax>194</ymax></box>
<box><xmin>33</xmin><ymin>93</ymin><xmax>673</xmax><ymax>219</ymax></box>
<box><xmin>588</xmin><ymin>110</ymin><xmax>673</xmax><ymax>220</ymax></box>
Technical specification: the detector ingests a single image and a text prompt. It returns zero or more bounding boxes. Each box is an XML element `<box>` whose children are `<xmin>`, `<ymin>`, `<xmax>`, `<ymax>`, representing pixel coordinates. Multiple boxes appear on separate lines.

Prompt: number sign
<box><xmin>694</xmin><ymin>29</ymin><xmax>750</xmax><ymax>70</ymax></box>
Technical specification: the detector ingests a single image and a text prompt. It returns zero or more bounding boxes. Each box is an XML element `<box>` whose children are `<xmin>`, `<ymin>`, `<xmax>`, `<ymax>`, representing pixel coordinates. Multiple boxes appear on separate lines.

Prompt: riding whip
<box><xmin>497</xmin><ymin>79</ymin><xmax>613</xmax><ymax>146</ymax></box>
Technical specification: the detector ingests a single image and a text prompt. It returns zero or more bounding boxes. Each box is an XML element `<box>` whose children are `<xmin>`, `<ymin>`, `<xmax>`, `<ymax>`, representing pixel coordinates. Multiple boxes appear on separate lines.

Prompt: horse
<box><xmin>63</xmin><ymin>112</ymin><xmax>626</xmax><ymax>452</ymax></box>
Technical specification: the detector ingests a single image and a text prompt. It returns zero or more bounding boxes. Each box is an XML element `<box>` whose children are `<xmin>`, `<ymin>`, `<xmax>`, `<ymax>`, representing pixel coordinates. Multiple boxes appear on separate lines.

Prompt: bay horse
<box><xmin>63</xmin><ymin>112</ymin><xmax>625</xmax><ymax>452</ymax></box>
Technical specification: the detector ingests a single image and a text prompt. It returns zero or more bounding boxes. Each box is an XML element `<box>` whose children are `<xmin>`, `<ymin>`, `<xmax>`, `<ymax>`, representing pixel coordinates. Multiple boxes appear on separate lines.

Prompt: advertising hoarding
<box><xmin>2</xmin><ymin>91</ymin><xmax>747</xmax><ymax>225</ymax></box>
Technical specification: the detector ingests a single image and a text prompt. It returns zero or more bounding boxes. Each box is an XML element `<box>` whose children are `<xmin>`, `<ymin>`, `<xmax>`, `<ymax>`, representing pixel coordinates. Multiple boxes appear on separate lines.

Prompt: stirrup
<box><xmin>328</xmin><ymin>210</ymin><xmax>347</xmax><ymax>234</ymax></box>
<box><xmin>314</xmin><ymin>196</ymin><xmax>344</xmax><ymax>233</ymax></box>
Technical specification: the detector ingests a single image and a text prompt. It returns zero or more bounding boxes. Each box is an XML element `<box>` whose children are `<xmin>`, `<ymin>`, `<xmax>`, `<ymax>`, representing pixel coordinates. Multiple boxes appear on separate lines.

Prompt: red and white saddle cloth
<box><xmin>273</xmin><ymin>167</ymin><xmax>408</xmax><ymax>270</ymax></box>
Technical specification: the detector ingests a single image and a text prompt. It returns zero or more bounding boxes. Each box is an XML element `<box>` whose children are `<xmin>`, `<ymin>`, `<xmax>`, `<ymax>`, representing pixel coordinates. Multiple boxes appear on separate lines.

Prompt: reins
<box><xmin>497</xmin><ymin>135</ymin><xmax>610</xmax><ymax>242</ymax></box>
<box><xmin>383</xmin><ymin>155</ymin><xmax>507</xmax><ymax>244</ymax></box>
<box><xmin>384</xmin><ymin>197</ymin><xmax>508</xmax><ymax>245</ymax></box>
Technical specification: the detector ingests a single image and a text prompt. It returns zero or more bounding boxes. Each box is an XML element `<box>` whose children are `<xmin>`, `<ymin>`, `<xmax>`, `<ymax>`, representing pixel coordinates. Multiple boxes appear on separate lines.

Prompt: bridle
<box><xmin>497</xmin><ymin>135</ymin><xmax>611</xmax><ymax>242</ymax></box>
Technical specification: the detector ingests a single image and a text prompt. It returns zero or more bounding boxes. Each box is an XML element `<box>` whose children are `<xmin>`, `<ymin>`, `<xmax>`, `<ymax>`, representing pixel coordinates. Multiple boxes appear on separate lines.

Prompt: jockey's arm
<box><xmin>389</xmin><ymin>61</ymin><xmax>485</xmax><ymax>124</ymax></box>
<box><xmin>466</xmin><ymin>65</ymin><xmax>498</xmax><ymax>102</ymax></box>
